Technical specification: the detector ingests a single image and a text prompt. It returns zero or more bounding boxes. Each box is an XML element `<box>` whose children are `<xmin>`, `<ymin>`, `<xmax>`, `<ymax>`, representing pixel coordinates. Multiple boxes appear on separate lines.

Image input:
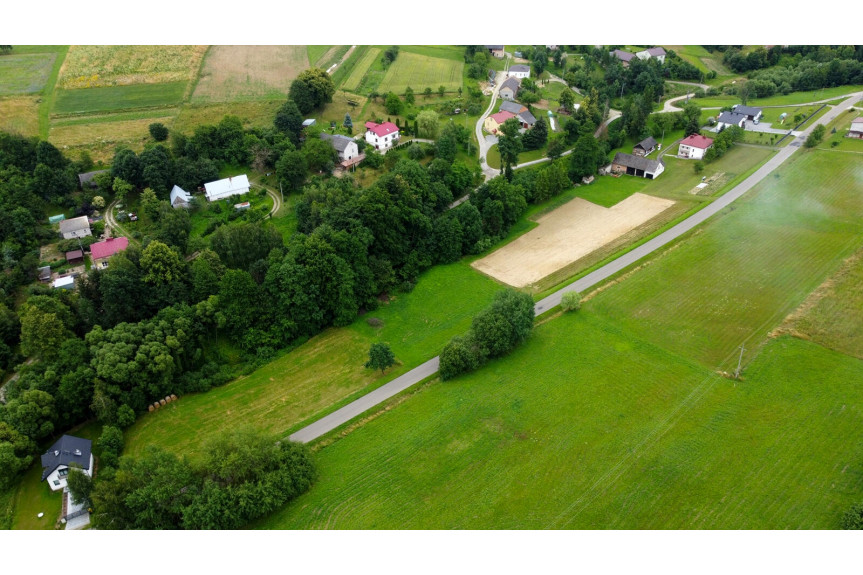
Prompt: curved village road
<box><xmin>287</xmin><ymin>91</ymin><xmax>863</xmax><ymax>444</ymax></box>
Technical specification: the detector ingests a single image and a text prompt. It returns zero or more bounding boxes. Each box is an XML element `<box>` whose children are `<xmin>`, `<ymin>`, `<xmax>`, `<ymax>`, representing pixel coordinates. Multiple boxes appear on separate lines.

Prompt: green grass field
<box><xmin>341</xmin><ymin>48</ymin><xmax>380</xmax><ymax>92</ymax></box>
<box><xmin>123</xmin><ymin>261</ymin><xmax>503</xmax><ymax>461</ymax></box>
<box><xmin>0</xmin><ymin>53</ymin><xmax>57</xmax><ymax>95</ymax></box>
<box><xmin>53</xmin><ymin>82</ymin><xmax>187</xmax><ymax>115</ymax></box>
<box><xmin>691</xmin><ymin>85</ymin><xmax>863</xmax><ymax>108</ymax></box>
<box><xmin>10</xmin><ymin>463</ymin><xmax>62</xmax><ymax>530</ymax></box>
<box><xmin>588</xmin><ymin>150</ymin><xmax>863</xmax><ymax>372</ymax></box>
<box><xmin>377</xmin><ymin>52</ymin><xmax>464</xmax><ymax>95</ymax></box>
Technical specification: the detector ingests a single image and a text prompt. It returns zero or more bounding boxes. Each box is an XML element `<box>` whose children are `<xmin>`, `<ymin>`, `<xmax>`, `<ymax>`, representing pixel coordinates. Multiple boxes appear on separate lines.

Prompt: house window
<box><xmin>58</xmin><ymin>468</ymin><xmax>69</xmax><ymax>477</ymax></box>
<box><xmin>53</xmin><ymin>480</ymin><xmax>61</xmax><ymax>486</ymax></box>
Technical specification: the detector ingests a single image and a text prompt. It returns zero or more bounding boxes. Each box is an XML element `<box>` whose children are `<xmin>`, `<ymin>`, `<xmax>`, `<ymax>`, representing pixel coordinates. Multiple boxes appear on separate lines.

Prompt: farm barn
<box><xmin>611</xmin><ymin>152</ymin><xmax>665</xmax><ymax>179</ymax></box>
<box><xmin>848</xmin><ymin>117</ymin><xmax>863</xmax><ymax>138</ymax></box>
<box><xmin>204</xmin><ymin>174</ymin><xmax>250</xmax><ymax>202</ymax></box>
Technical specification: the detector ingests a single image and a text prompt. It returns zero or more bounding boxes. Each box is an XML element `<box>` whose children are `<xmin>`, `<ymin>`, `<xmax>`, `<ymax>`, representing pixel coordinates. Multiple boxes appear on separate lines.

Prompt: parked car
<box><xmin>128</xmin><ymin>212</ymin><xmax>138</xmax><ymax>221</ymax></box>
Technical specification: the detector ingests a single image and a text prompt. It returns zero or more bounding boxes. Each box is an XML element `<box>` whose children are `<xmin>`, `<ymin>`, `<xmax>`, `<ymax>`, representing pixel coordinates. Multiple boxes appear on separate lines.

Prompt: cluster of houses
<box><xmin>611</xmin><ymin>47</ymin><xmax>666</xmax><ymax>67</ymax></box>
<box><xmin>606</xmin><ymin>131</ymin><xmax>715</xmax><ymax>180</ymax></box>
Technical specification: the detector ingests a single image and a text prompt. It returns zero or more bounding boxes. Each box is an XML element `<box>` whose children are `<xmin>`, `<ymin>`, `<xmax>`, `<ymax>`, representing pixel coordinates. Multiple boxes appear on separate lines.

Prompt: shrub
<box><xmin>694</xmin><ymin>161</ymin><xmax>705</xmax><ymax>174</ymax></box>
<box><xmin>408</xmin><ymin>143</ymin><xmax>425</xmax><ymax>160</ymax></box>
<box><xmin>804</xmin><ymin>124</ymin><xmax>826</xmax><ymax>148</ymax></box>
<box><xmin>841</xmin><ymin>503</ymin><xmax>863</xmax><ymax>529</ymax></box>
<box><xmin>560</xmin><ymin>291</ymin><xmax>581</xmax><ymax>312</ymax></box>
<box><xmin>148</xmin><ymin>122</ymin><xmax>169</xmax><ymax>142</ymax></box>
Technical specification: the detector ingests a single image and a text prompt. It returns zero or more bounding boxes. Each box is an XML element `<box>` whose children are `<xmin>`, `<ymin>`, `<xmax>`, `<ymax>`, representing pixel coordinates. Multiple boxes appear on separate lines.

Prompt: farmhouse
<box><xmin>320</xmin><ymin>133</ymin><xmax>360</xmax><ymax>162</ymax></box>
<box><xmin>847</xmin><ymin>116</ymin><xmax>863</xmax><ymax>138</ymax></box>
<box><xmin>678</xmin><ymin>134</ymin><xmax>714</xmax><ymax>159</ymax></box>
<box><xmin>484</xmin><ymin>111</ymin><xmax>516</xmax><ymax>134</ymax></box>
<box><xmin>41</xmin><ymin>435</ymin><xmax>93</xmax><ymax>491</ymax></box>
<box><xmin>611</xmin><ymin>152</ymin><xmax>665</xmax><ymax>179</ymax></box>
<box><xmin>204</xmin><ymin>174</ymin><xmax>250</xmax><ymax>202</ymax></box>
<box><xmin>58</xmin><ymin>216</ymin><xmax>91</xmax><ymax>240</ymax></box>
<box><xmin>636</xmin><ymin>47</ymin><xmax>666</xmax><ymax>63</ymax></box>
<box><xmin>732</xmin><ymin>104</ymin><xmax>763</xmax><ymax>122</ymax></box>
<box><xmin>90</xmin><ymin>236</ymin><xmax>129</xmax><ymax>269</ymax></box>
<box><xmin>633</xmin><ymin>136</ymin><xmax>658</xmax><ymax>157</ymax></box>
<box><xmin>365</xmin><ymin>121</ymin><xmax>399</xmax><ymax>151</ymax></box>
<box><xmin>611</xmin><ymin>49</ymin><xmax>635</xmax><ymax>66</ymax></box>
<box><xmin>170</xmin><ymin>185</ymin><xmax>192</xmax><ymax>209</ymax></box>
<box><xmin>499</xmin><ymin>76</ymin><xmax>521</xmax><ymax>100</ymax></box>
<box><xmin>486</xmin><ymin>45</ymin><xmax>505</xmax><ymax>59</ymax></box>
<box><xmin>716</xmin><ymin>111</ymin><xmax>747</xmax><ymax>130</ymax></box>
<box><xmin>508</xmin><ymin>65</ymin><xmax>530</xmax><ymax>79</ymax></box>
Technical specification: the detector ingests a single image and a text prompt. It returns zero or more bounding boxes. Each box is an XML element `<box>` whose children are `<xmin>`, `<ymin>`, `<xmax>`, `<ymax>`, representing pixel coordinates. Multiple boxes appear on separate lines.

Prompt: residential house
<box><xmin>611</xmin><ymin>49</ymin><xmax>635</xmax><ymax>66</ymax></box>
<box><xmin>365</xmin><ymin>121</ymin><xmax>399</xmax><ymax>150</ymax></box>
<box><xmin>848</xmin><ymin>116</ymin><xmax>863</xmax><ymax>138</ymax></box>
<box><xmin>732</xmin><ymin>104</ymin><xmax>763</xmax><ymax>122</ymax></box>
<box><xmin>90</xmin><ymin>236</ymin><xmax>129</xmax><ymax>269</ymax></box>
<box><xmin>499</xmin><ymin>76</ymin><xmax>521</xmax><ymax>100</ymax></box>
<box><xmin>41</xmin><ymin>435</ymin><xmax>93</xmax><ymax>491</ymax></box>
<box><xmin>58</xmin><ymin>216</ymin><xmax>91</xmax><ymax>240</ymax></box>
<box><xmin>170</xmin><ymin>185</ymin><xmax>192</xmax><ymax>209</ymax></box>
<box><xmin>678</xmin><ymin>134</ymin><xmax>714</xmax><ymax>159</ymax></box>
<box><xmin>320</xmin><ymin>133</ymin><xmax>360</xmax><ymax>162</ymax></box>
<box><xmin>633</xmin><ymin>136</ymin><xmax>658</xmax><ymax>157</ymax></box>
<box><xmin>499</xmin><ymin>101</ymin><xmax>535</xmax><ymax>129</ymax></box>
<box><xmin>611</xmin><ymin>152</ymin><xmax>665</xmax><ymax>179</ymax></box>
<box><xmin>516</xmin><ymin>108</ymin><xmax>536</xmax><ymax>129</ymax></box>
<box><xmin>77</xmin><ymin>169</ymin><xmax>109</xmax><ymax>190</ymax></box>
<box><xmin>716</xmin><ymin>111</ymin><xmax>747</xmax><ymax>130</ymax></box>
<box><xmin>204</xmin><ymin>174</ymin><xmax>250</xmax><ymax>202</ymax></box>
<box><xmin>507</xmin><ymin>64</ymin><xmax>530</xmax><ymax>79</ymax></box>
<box><xmin>484</xmin><ymin>111</ymin><xmax>516</xmax><ymax>134</ymax></box>
<box><xmin>636</xmin><ymin>47</ymin><xmax>666</xmax><ymax>64</ymax></box>
<box><xmin>486</xmin><ymin>45</ymin><xmax>505</xmax><ymax>58</ymax></box>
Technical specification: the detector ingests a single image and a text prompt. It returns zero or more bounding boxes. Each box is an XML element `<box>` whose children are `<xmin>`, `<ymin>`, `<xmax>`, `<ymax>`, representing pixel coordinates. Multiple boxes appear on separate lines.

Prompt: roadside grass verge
<box><xmin>53</xmin><ymin>82</ymin><xmax>187</xmax><ymax>115</ymax></box>
<box><xmin>587</xmin><ymin>150</ymin><xmax>863</xmax><ymax>371</ymax></box>
<box><xmin>816</xmin><ymin>108</ymin><xmax>863</xmax><ymax>152</ymax></box>
<box><xmin>0</xmin><ymin>53</ymin><xmax>57</xmax><ymax>95</ymax></box>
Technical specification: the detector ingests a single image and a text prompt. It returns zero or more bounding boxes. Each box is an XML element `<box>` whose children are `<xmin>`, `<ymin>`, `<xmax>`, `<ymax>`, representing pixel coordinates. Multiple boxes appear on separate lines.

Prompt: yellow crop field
<box><xmin>58</xmin><ymin>45</ymin><xmax>207</xmax><ymax>89</ymax></box>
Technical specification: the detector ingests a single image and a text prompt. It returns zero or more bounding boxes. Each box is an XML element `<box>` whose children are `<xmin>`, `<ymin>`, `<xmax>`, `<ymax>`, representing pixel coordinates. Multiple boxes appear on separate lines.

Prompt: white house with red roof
<box><xmin>365</xmin><ymin>121</ymin><xmax>399</xmax><ymax>151</ymax></box>
<box><xmin>90</xmin><ymin>236</ymin><xmax>129</xmax><ymax>269</ymax></box>
<box><xmin>678</xmin><ymin>134</ymin><xmax>714</xmax><ymax>160</ymax></box>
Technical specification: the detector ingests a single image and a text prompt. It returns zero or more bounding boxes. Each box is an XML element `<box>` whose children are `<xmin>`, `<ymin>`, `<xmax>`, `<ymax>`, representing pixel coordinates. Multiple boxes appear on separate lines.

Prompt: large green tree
<box><xmin>140</xmin><ymin>240</ymin><xmax>185</xmax><ymax>286</ymax></box>
<box><xmin>1</xmin><ymin>389</ymin><xmax>56</xmax><ymax>441</ymax></box>
<box><xmin>417</xmin><ymin>110</ymin><xmax>440</xmax><ymax>139</ymax></box>
<box><xmin>497</xmin><ymin>118</ymin><xmax>523</xmax><ymax>179</ymax></box>
<box><xmin>568</xmin><ymin>133</ymin><xmax>603</xmax><ymax>181</ymax></box>
<box><xmin>365</xmin><ymin>343</ymin><xmax>395</xmax><ymax>373</ymax></box>
<box><xmin>290</xmin><ymin>68</ymin><xmax>335</xmax><ymax>113</ymax></box>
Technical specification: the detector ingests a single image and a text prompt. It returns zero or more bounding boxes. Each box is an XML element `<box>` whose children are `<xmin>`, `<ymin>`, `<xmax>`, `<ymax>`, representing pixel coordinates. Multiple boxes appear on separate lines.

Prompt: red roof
<box><xmin>680</xmin><ymin>134</ymin><xmax>714</xmax><ymax>149</ymax></box>
<box><xmin>488</xmin><ymin>111</ymin><xmax>515</xmax><ymax>125</ymax></box>
<box><xmin>90</xmin><ymin>237</ymin><xmax>129</xmax><ymax>260</ymax></box>
<box><xmin>365</xmin><ymin>121</ymin><xmax>399</xmax><ymax>137</ymax></box>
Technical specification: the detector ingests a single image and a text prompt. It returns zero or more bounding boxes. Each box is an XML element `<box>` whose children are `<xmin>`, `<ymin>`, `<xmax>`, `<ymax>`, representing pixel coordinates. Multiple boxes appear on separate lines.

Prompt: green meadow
<box><xmin>53</xmin><ymin>82</ymin><xmax>187</xmax><ymax>115</ymax></box>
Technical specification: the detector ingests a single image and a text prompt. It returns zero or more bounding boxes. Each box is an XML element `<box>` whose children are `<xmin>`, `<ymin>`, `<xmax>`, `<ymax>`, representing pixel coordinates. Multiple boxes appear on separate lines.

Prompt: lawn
<box><xmin>0</xmin><ymin>53</ymin><xmax>57</xmax><ymax>95</ymax></box>
<box><xmin>377</xmin><ymin>52</ymin><xmax>464</xmax><ymax>95</ymax></box>
<box><xmin>341</xmin><ymin>48</ymin><xmax>380</xmax><ymax>92</ymax></box>
<box><xmin>690</xmin><ymin>84</ymin><xmax>863</xmax><ymax>108</ymax></box>
<box><xmin>57</xmin><ymin>45</ymin><xmax>206</xmax><ymax>89</ymax></box>
<box><xmin>53</xmin><ymin>82</ymin><xmax>187</xmax><ymax>115</ymax></box>
<box><xmin>123</xmin><ymin>261</ymin><xmax>503</xmax><ymax>462</ymax></box>
<box><xmin>191</xmin><ymin>46</ymin><xmax>309</xmax><ymax>103</ymax></box>
<box><xmin>485</xmin><ymin>145</ymin><xmax>549</xmax><ymax>169</ymax></box>
<box><xmin>816</xmin><ymin>108</ymin><xmax>863</xmax><ymax>152</ymax></box>
<box><xmin>587</xmin><ymin>149</ymin><xmax>863</xmax><ymax>372</ymax></box>
<box><xmin>10</xmin><ymin>463</ymin><xmax>62</xmax><ymax>530</ymax></box>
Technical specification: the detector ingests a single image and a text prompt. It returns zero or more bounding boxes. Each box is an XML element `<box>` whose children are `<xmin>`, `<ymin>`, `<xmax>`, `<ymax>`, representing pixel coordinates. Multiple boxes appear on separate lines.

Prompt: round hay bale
<box><xmin>165</xmin><ymin>396</ymin><xmax>172</xmax><ymax>403</ymax></box>
<box><xmin>148</xmin><ymin>405</ymin><xmax>154</xmax><ymax>412</ymax></box>
<box><xmin>171</xmin><ymin>394</ymin><xmax>178</xmax><ymax>401</ymax></box>
<box><xmin>159</xmin><ymin>399</ymin><xmax>167</xmax><ymax>406</ymax></box>
<box><xmin>153</xmin><ymin>402</ymin><xmax>160</xmax><ymax>410</ymax></box>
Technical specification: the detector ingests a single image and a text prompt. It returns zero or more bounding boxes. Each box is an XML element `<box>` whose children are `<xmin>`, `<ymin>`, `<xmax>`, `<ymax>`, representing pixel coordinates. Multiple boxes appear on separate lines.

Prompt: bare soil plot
<box><xmin>377</xmin><ymin>52</ymin><xmax>464</xmax><ymax>95</ymax></box>
<box><xmin>473</xmin><ymin>193</ymin><xmax>675</xmax><ymax>288</ymax></box>
<box><xmin>0</xmin><ymin>96</ymin><xmax>39</xmax><ymax>135</ymax></box>
<box><xmin>191</xmin><ymin>46</ymin><xmax>308</xmax><ymax>103</ymax></box>
<box><xmin>58</xmin><ymin>45</ymin><xmax>206</xmax><ymax>88</ymax></box>
<box><xmin>0</xmin><ymin>53</ymin><xmax>57</xmax><ymax>95</ymax></box>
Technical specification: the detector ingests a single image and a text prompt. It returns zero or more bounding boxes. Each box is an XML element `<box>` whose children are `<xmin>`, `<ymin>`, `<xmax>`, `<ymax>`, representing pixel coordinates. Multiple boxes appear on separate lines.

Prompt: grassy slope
<box><xmin>692</xmin><ymin>85</ymin><xmax>863</xmax><ymax>108</ymax></box>
<box><xmin>587</xmin><ymin>149</ymin><xmax>863</xmax><ymax>372</ymax></box>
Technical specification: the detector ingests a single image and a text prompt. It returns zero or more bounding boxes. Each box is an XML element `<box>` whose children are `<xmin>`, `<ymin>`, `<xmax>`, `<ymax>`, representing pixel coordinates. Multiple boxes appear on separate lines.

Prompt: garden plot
<box><xmin>472</xmin><ymin>193</ymin><xmax>675</xmax><ymax>288</ymax></box>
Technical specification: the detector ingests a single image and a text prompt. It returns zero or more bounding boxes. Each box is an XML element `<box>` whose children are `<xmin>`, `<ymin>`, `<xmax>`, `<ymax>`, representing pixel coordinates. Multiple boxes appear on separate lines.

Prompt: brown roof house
<box><xmin>633</xmin><ymin>136</ymin><xmax>658</xmax><ymax>157</ymax></box>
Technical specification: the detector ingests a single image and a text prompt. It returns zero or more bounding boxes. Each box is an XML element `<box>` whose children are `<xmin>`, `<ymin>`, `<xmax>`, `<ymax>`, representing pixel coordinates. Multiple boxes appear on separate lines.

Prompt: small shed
<box><xmin>48</xmin><ymin>214</ymin><xmax>66</xmax><ymax>224</ymax></box>
<box><xmin>38</xmin><ymin>266</ymin><xmax>52</xmax><ymax>282</ymax></box>
<box><xmin>53</xmin><ymin>276</ymin><xmax>75</xmax><ymax>290</ymax></box>
<box><xmin>234</xmin><ymin>202</ymin><xmax>251</xmax><ymax>210</ymax></box>
<box><xmin>65</xmin><ymin>250</ymin><xmax>84</xmax><ymax>263</ymax></box>
<box><xmin>302</xmin><ymin>119</ymin><xmax>316</xmax><ymax>128</ymax></box>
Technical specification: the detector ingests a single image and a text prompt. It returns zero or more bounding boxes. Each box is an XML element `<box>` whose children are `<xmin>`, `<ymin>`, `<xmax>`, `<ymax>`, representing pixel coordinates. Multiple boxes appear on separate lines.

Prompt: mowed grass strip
<box><xmin>342</xmin><ymin>48</ymin><xmax>380</xmax><ymax>92</ymax></box>
<box><xmin>587</xmin><ymin>150</ymin><xmax>863</xmax><ymax>371</ymax></box>
<box><xmin>124</xmin><ymin>262</ymin><xmax>503</xmax><ymax>462</ymax></box>
<box><xmin>377</xmin><ymin>52</ymin><xmax>464</xmax><ymax>95</ymax></box>
<box><xmin>0</xmin><ymin>53</ymin><xmax>57</xmax><ymax>95</ymax></box>
<box><xmin>53</xmin><ymin>82</ymin><xmax>187</xmax><ymax>115</ymax></box>
<box><xmin>692</xmin><ymin>84</ymin><xmax>863</xmax><ymax>108</ymax></box>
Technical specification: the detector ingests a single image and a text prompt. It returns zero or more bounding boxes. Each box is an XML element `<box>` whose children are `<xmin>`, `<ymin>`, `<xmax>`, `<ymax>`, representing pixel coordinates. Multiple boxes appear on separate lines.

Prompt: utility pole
<box><xmin>734</xmin><ymin>345</ymin><xmax>745</xmax><ymax>379</ymax></box>
<box><xmin>279</xmin><ymin>181</ymin><xmax>284</xmax><ymax>206</ymax></box>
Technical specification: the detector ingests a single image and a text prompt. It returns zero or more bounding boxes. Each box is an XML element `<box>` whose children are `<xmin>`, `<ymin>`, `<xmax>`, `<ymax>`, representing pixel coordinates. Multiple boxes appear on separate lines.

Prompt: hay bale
<box><xmin>170</xmin><ymin>394</ymin><xmax>178</xmax><ymax>401</ymax></box>
<box><xmin>159</xmin><ymin>399</ymin><xmax>167</xmax><ymax>406</ymax></box>
<box><xmin>153</xmin><ymin>402</ymin><xmax>160</xmax><ymax>410</ymax></box>
<box><xmin>165</xmin><ymin>395</ymin><xmax>172</xmax><ymax>403</ymax></box>
<box><xmin>148</xmin><ymin>405</ymin><xmax>154</xmax><ymax>412</ymax></box>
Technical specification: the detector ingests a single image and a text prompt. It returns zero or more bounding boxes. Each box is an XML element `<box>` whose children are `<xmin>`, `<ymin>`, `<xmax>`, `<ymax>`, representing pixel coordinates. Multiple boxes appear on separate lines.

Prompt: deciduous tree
<box><xmin>364</xmin><ymin>343</ymin><xmax>395</xmax><ymax>373</ymax></box>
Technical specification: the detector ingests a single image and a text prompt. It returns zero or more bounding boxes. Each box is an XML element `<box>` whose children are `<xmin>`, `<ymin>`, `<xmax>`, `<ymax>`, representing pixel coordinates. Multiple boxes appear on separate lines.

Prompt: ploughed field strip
<box><xmin>472</xmin><ymin>193</ymin><xmax>675</xmax><ymax>288</ymax></box>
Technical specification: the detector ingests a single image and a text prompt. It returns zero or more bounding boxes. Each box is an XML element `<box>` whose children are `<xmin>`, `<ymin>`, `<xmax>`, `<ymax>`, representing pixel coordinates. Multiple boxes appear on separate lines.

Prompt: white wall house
<box><xmin>58</xmin><ymin>216</ymin><xmax>91</xmax><ymax>240</ymax></box>
<box><xmin>41</xmin><ymin>435</ymin><xmax>94</xmax><ymax>491</ymax></box>
<box><xmin>678</xmin><ymin>134</ymin><xmax>714</xmax><ymax>160</ymax></box>
<box><xmin>170</xmin><ymin>185</ymin><xmax>192</xmax><ymax>209</ymax></box>
<box><xmin>716</xmin><ymin>111</ymin><xmax>747</xmax><ymax>131</ymax></box>
<box><xmin>320</xmin><ymin>133</ymin><xmax>359</xmax><ymax>161</ymax></box>
<box><xmin>204</xmin><ymin>174</ymin><xmax>250</xmax><ymax>202</ymax></box>
<box><xmin>636</xmin><ymin>47</ymin><xmax>666</xmax><ymax>64</ymax></box>
<box><xmin>365</xmin><ymin>121</ymin><xmax>399</xmax><ymax>151</ymax></box>
<box><xmin>507</xmin><ymin>64</ymin><xmax>530</xmax><ymax>79</ymax></box>
<box><xmin>849</xmin><ymin>117</ymin><xmax>863</xmax><ymax>138</ymax></box>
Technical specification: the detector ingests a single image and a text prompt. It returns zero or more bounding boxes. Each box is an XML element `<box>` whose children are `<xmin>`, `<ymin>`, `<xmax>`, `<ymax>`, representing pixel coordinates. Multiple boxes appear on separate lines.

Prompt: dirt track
<box><xmin>472</xmin><ymin>193</ymin><xmax>675</xmax><ymax>288</ymax></box>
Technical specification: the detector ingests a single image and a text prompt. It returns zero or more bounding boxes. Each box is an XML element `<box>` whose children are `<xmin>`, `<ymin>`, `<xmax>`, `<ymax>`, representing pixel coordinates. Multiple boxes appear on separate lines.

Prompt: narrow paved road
<box><xmin>476</xmin><ymin>71</ymin><xmax>506</xmax><ymax>181</ymax></box>
<box><xmin>287</xmin><ymin>91</ymin><xmax>862</xmax><ymax>445</ymax></box>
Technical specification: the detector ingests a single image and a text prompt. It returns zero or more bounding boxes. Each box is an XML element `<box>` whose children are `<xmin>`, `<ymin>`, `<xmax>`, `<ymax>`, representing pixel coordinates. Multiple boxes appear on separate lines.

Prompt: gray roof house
<box><xmin>611</xmin><ymin>50</ymin><xmax>636</xmax><ymax>65</ymax></box>
<box><xmin>499</xmin><ymin>76</ymin><xmax>521</xmax><ymax>100</ymax></box>
<box><xmin>731</xmin><ymin>104</ymin><xmax>763</xmax><ymax>121</ymax></box>
<box><xmin>716</xmin><ymin>111</ymin><xmax>747</xmax><ymax>129</ymax></box>
<box><xmin>41</xmin><ymin>435</ymin><xmax>94</xmax><ymax>490</ymax></box>
<box><xmin>320</xmin><ymin>133</ymin><xmax>360</xmax><ymax>161</ymax></box>
<box><xmin>508</xmin><ymin>64</ymin><xmax>531</xmax><ymax>78</ymax></box>
<box><xmin>500</xmin><ymin>100</ymin><xmax>527</xmax><ymax>115</ymax></box>
<box><xmin>516</xmin><ymin>109</ymin><xmax>536</xmax><ymax>128</ymax></box>
<box><xmin>58</xmin><ymin>216</ymin><xmax>92</xmax><ymax>240</ymax></box>
<box><xmin>633</xmin><ymin>136</ymin><xmax>658</xmax><ymax>157</ymax></box>
<box><xmin>77</xmin><ymin>169</ymin><xmax>109</xmax><ymax>189</ymax></box>
<box><xmin>611</xmin><ymin>152</ymin><xmax>665</xmax><ymax>179</ymax></box>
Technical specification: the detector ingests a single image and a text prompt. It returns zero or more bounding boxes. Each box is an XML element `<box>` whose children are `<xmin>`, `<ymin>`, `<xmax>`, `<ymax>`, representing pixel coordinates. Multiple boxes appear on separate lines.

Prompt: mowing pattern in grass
<box><xmin>53</xmin><ymin>82</ymin><xmax>187</xmax><ymax>115</ymax></box>
<box><xmin>124</xmin><ymin>262</ymin><xmax>502</xmax><ymax>462</ymax></box>
<box><xmin>58</xmin><ymin>45</ymin><xmax>207</xmax><ymax>89</ymax></box>
<box><xmin>0</xmin><ymin>96</ymin><xmax>40</xmax><ymax>135</ymax></box>
<box><xmin>777</xmin><ymin>247</ymin><xmax>863</xmax><ymax>359</ymax></box>
<box><xmin>377</xmin><ymin>52</ymin><xmax>464</xmax><ymax>95</ymax></box>
<box><xmin>0</xmin><ymin>53</ymin><xmax>57</xmax><ymax>95</ymax></box>
<box><xmin>341</xmin><ymin>48</ymin><xmax>380</xmax><ymax>92</ymax></box>
<box><xmin>191</xmin><ymin>46</ymin><xmax>309</xmax><ymax>103</ymax></box>
<box><xmin>588</xmin><ymin>150</ymin><xmax>863</xmax><ymax>371</ymax></box>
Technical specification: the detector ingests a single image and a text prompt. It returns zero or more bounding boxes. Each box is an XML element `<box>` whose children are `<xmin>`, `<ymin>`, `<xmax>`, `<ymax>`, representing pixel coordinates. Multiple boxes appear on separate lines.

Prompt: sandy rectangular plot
<box><xmin>192</xmin><ymin>46</ymin><xmax>309</xmax><ymax>103</ymax></box>
<box><xmin>473</xmin><ymin>193</ymin><xmax>675</xmax><ymax>288</ymax></box>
